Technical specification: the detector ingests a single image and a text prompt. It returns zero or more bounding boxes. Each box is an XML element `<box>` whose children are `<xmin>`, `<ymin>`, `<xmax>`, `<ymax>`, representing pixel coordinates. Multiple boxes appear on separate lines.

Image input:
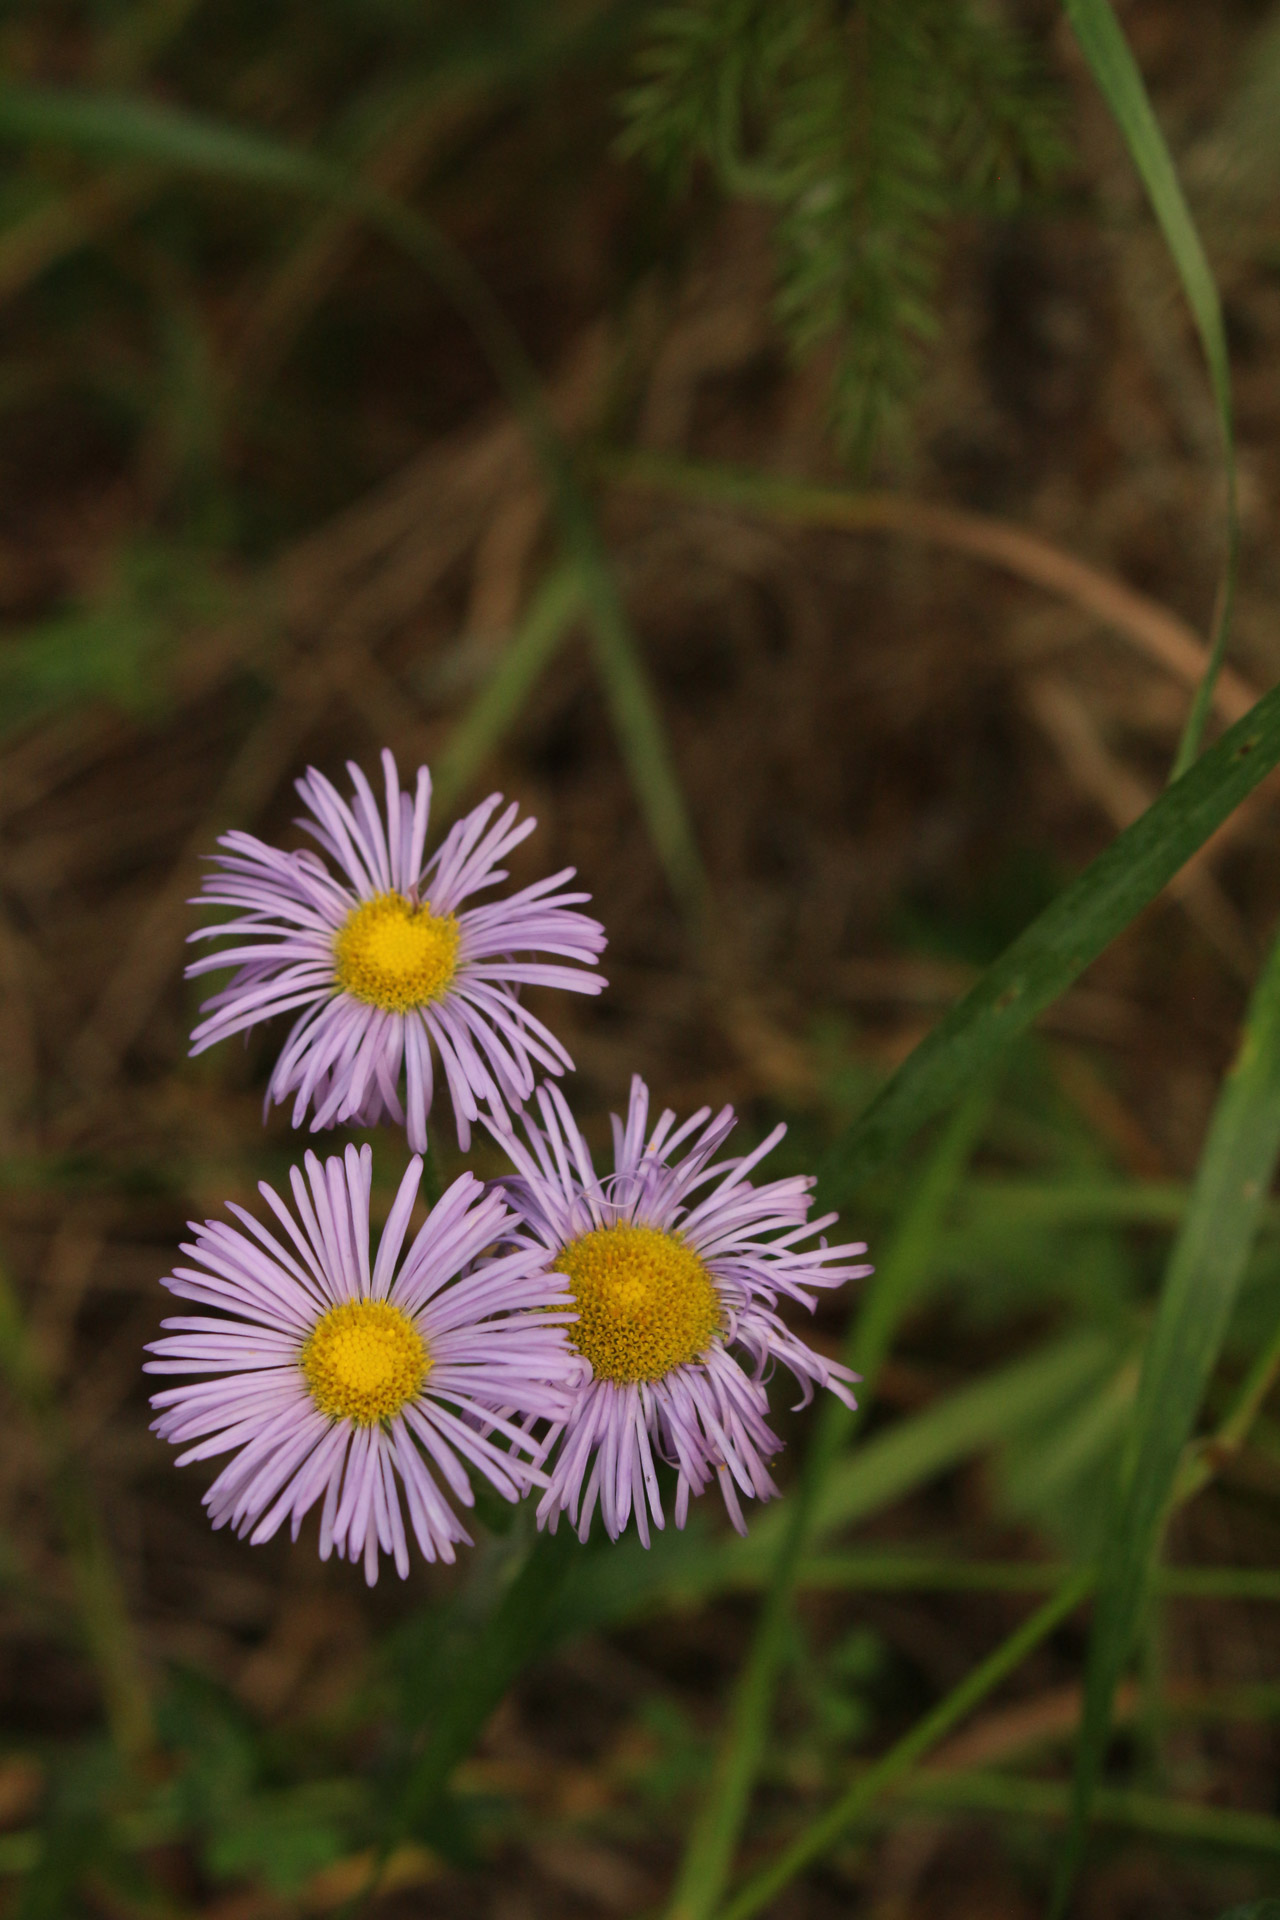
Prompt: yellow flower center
<box><xmin>300</xmin><ymin>1300</ymin><xmax>429</xmax><ymax>1425</ymax></box>
<box><xmin>554</xmin><ymin>1223</ymin><xmax>721</xmax><ymax>1385</ymax></box>
<box><xmin>333</xmin><ymin>891</ymin><xmax>460</xmax><ymax>1013</ymax></box>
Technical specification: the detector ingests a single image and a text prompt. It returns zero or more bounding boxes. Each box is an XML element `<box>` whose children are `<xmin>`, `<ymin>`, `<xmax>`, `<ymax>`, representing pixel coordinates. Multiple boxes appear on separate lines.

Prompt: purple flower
<box><xmin>493</xmin><ymin>1078</ymin><xmax>871</xmax><ymax>1545</ymax></box>
<box><xmin>146</xmin><ymin>1145</ymin><xmax>581</xmax><ymax>1584</ymax></box>
<box><xmin>187</xmin><ymin>750</ymin><xmax>606</xmax><ymax>1151</ymax></box>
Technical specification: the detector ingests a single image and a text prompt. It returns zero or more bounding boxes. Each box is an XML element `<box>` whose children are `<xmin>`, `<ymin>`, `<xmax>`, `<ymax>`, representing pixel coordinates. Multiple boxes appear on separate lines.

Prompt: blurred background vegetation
<box><xmin>3</xmin><ymin>0</ymin><xmax>1280</xmax><ymax>1914</ymax></box>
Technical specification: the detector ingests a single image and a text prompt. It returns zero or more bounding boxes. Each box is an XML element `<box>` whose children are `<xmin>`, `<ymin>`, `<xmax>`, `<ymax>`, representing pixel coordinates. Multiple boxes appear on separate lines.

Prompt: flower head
<box><xmin>494</xmin><ymin>1078</ymin><xmax>871</xmax><ymax>1544</ymax></box>
<box><xmin>146</xmin><ymin>1145</ymin><xmax>580</xmax><ymax>1583</ymax></box>
<box><xmin>186</xmin><ymin>751</ymin><xmax>606</xmax><ymax>1150</ymax></box>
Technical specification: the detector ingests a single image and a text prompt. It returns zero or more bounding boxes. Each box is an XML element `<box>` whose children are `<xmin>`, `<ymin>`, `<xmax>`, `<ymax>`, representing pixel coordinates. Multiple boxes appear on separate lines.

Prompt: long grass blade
<box><xmin>431</xmin><ymin>564</ymin><xmax>584</xmax><ymax>817</ymax></box>
<box><xmin>1054</xmin><ymin>917</ymin><xmax>1280</xmax><ymax>1909</ymax></box>
<box><xmin>717</xmin><ymin>1571</ymin><xmax>1093</xmax><ymax>1920</ymax></box>
<box><xmin>893</xmin><ymin>1769</ymin><xmax>1280</xmax><ymax>1857</ymax></box>
<box><xmin>740</xmin><ymin>1328</ymin><xmax>1123</xmax><ymax>1563</ymax></box>
<box><xmin>1064</xmin><ymin>0</ymin><xmax>1239</xmax><ymax>774</ymax></box>
<box><xmin>784</xmin><ymin>1556</ymin><xmax>1280</xmax><ymax>1604</ymax></box>
<box><xmin>0</xmin><ymin>83</ymin><xmax>705</xmax><ymax>915</ymax></box>
<box><xmin>551</xmin><ymin>1333</ymin><xmax>1125</xmax><ymax>1631</ymax></box>
<box><xmin>815</xmin><ymin>678</ymin><xmax>1280</xmax><ymax>1207</ymax></box>
<box><xmin>665</xmin><ymin>1085</ymin><xmax>993</xmax><ymax>1920</ymax></box>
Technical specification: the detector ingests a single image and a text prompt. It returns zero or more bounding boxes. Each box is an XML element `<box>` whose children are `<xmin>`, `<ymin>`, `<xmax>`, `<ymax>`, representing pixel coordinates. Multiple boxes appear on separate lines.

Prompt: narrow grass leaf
<box><xmin>1055</xmin><ymin>919</ymin><xmax>1280</xmax><ymax>1909</ymax></box>
<box><xmin>1174</xmin><ymin>1294</ymin><xmax>1280</xmax><ymax>1507</ymax></box>
<box><xmin>1064</xmin><ymin>0</ymin><xmax>1238</xmax><ymax>773</ymax></box>
<box><xmin>783</xmin><ymin>1556</ymin><xmax>1280</xmax><ymax>1605</ymax></box>
<box><xmin>959</xmin><ymin>1177</ymin><xmax>1191</xmax><ymax>1227</ymax></box>
<box><xmin>0</xmin><ymin>83</ymin><xmax>705</xmax><ymax>914</ymax></box>
<box><xmin>555</xmin><ymin>1334</ymin><xmax>1126</xmax><ymax>1626</ymax></box>
<box><xmin>431</xmin><ymin>564</ymin><xmax>583</xmax><ymax>817</ymax></box>
<box><xmin>665</xmin><ymin>1086</ymin><xmax>994</xmax><ymax>1920</ymax></box>
<box><xmin>894</xmin><ymin>1771</ymin><xmax>1280</xmax><ymax>1859</ymax></box>
<box><xmin>742</xmin><ymin>1328</ymin><xmax>1124</xmax><ymax>1562</ymax></box>
<box><xmin>717</xmin><ymin>1571</ymin><xmax>1093</xmax><ymax>1920</ymax></box>
<box><xmin>816</xmin><ymin>679</ymin><xmax>1280</xmax><ymax>1206</ymax></box>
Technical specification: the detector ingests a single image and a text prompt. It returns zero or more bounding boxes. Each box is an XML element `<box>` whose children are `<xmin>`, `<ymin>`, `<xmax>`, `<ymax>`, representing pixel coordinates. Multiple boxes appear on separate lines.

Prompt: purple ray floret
<box><xmin>493</xmin><ymin>1077</ymin><xmax>872</xmax><ymax>1546</ymax></box>
<box><xmin>186</xmin><ymin>749</ymin><xmax>606</xmax><ymax>1151</ymax></box>
<box><xmin>146</xmin><ymin>1144</ymin><xmax>582</xmax><ymax>1584</ymax></box>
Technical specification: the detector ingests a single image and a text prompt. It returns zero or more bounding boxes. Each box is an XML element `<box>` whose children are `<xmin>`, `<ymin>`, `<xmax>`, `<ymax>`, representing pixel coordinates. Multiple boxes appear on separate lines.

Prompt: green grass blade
<box><xmin>1055</xmin><ymin>919</ymin><xmax>1280</xmax><ymax>1911</ymax></box>
<box><xmin>783</xmin><ymin>1556</ymin><xmax>1280</xmax><ymax>1606</ymax></box>
<box><xmin>580</xmin><ymin>554</ymin><xmax>705</xmax><ymax>919</ymax></box>
<box><xmin>1063</xmin><ymin>0</ymin><xmax>1238</xmax><ymax>773</ymax></box>
<box><xmin>430</xmin><ymin>564</ymin><xmax>583</xmax><ymax>817</ymax></box>
<box><xmin>738</xmin><ymin>1328</ymin><xmax>1122</xmax><ymax>1563</ymax></box>
<box><xmin>0</xmin><ymin>84</ymin><xmax>705</xmax><ymax>915</ymax></box>
<box><xmin>959</xmin><ymin>1177</ymin><xmax>1191</xmax><ymax>1227</ymax></box>
<box><xmin>551</xmin><ymin>1336</ymin><xmax>1124</xmax><ymax>1629</ymax></box>
<box><xmin>817</xmin><ymin>679</ymin><xmax>1280</xmax><ymax>1207</ymax></box>
<box><xmin>717</xmin><ymin>1571</ymin><xmax>1094</xmax><ymax>1920</ymax></box>
<box><xmin>894</xmin><ymin>1769</ymin><xmax>1280</xmax><ymax>1858</ymax></box>
<box><xmin>665</xmin><ymin>1087</ymin><xmax>994</xmax><ymax>1920</ymax></box>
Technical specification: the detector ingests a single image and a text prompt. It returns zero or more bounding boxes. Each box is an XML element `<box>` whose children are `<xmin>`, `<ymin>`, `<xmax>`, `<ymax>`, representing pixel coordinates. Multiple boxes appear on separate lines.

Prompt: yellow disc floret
<box><xmin>554</xmin><ymin>1223</ymin><xmax>721</xmax><ymax>1385</ymax></box>
<box><xmin>301</xmin><ymin>1299</ymin><xmax>429</xmax><ymax>1425</ymax></box>
<box><xmin>333</xmin><ymin>891</ymin><xmax>460</xmax><ymax>1013</ymax></box>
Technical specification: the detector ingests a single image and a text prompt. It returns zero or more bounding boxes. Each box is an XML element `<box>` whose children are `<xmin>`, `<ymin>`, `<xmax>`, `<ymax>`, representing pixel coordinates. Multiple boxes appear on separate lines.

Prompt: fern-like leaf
<box><xmin>621</xmin><ymin>0</ymin><xmax>1066</xmax><ymax>464</ymax></box>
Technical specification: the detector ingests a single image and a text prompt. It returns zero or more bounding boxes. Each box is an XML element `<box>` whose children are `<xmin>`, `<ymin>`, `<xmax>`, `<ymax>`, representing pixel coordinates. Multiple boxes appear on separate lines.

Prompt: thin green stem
<box><xmin>1057</xmin><ymin>913</ymin><xmax>1280</xmax><ymax>1912</ymax></box>
<box><xmin>717</xmin><ymin>1570</ymin><xmax>1093</xmax><ymax>1920</ymax></box>
<box><xmin>1207</xmin><ymin>1300</ymin><xmax>1280</xmax><ymax>1453</ymax></box>
<box><xmin>780</xmin><ymin>1554</ymin><xmax>1280</xmax><ymax>1603</ymax></box>
<box><xmin>430</xmin><ymin>563</ymin><xmax>584</xmax><ymax>819</ymax></box>
<box><xmin>891</xmin><ymin>1766</ymin><xmax>1280</xmax><ymax>1855</ymax></box>
<box><xmin>665</xmin><ymin>1087</ymin><xmax>992</xmax><ymax>1920</ymax></box>
<box><xmin>1173</xmin><ymin>1303</ymin><xmax>1280</xmax><ymax>1506</ymax></box>
<box><xmin>1172</xmin><ymin>510</ymin><xmax>1238</xmax><ymax>777</ymax></box>
<box><xmin>1062</xmin><ymin>0</ymin><xmax>1239</xmax><ymax>775</ymax></box>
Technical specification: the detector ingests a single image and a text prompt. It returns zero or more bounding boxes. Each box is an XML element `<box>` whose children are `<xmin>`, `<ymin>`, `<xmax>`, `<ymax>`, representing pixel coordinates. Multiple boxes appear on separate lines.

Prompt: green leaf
<box><xmin>741</xmin><ymin>1327</ymin><xmax>1127</xmax><ymax>1562</ymax></box>
<box><xmin>786</xmin><ymin>1554</ymin><xmax>1280</xmax><ymax>1604</ymax></box>
<box><xmin>1054</xmin><ymin>918</ymin><xmax>1280</xmax><ymax>1908</ymax></box>
<box><xmin>430</xmin><ymin>564</ymin><xmax>584</xmax><ymax>817</ymax></box>
<box><xmin>891</xmin><ymin>1772</ymin><xmax>1280</xmax><ymax>1859</ymax></box>
<box><xmin>205</xmin><ymin>1782</ymin><xmax>362</xmax><ymax>1894</ymax></box>
<box><xmin>995</xmin><ymin>1346</ymin><xmax>1139</xmax><ymax>1554</ymax></box>
<box><xmin>1064</xmin><ymin>0</ymin><xmax>1238</xmax><ymax>773</ymax></box>
<box><xmin>622</xmin><ymin>0</ymin><xmax>1064</xmax><ymax>462</ymax></box>
<box><xmin>542</xmin><ymin>1336</ymin><xmax>1127</xmax><ymax>1630</ymax></box>
<box><xmin>817</xmin><ymin>677</ymin><xmax>1280</xmax><ymax>1206</ymax></box>
<box><xmin>156</xmin><ymin>1669</ymin><xmax>257</xmax><ymax>1829</ymax></box>
<box><xmin>13</xmin><ymin>1744</ymin><xmax>121</xmax><ymax>1920</ymax></box>
<box><xmin>0</xmin><ymin>543</ymin><xmax>228</xmax><ymax>738</ymax></box>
